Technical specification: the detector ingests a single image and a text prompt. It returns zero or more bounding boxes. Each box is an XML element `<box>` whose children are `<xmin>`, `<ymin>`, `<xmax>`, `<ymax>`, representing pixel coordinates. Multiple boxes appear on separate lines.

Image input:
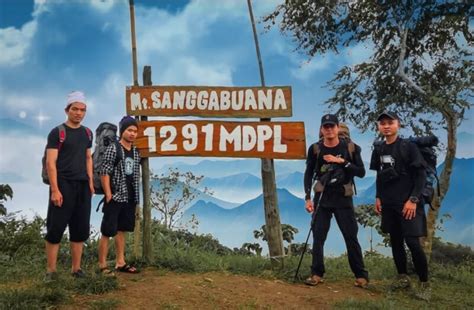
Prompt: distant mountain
<box><xmin>199</xmin><ymin>173</ymin><xmax>263</xmax><ymax>203</ymax></box>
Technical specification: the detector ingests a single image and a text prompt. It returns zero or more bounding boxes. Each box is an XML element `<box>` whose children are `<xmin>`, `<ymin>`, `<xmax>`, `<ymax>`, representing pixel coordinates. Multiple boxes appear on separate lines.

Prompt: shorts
<box><xmin>100</xmin><ymin>199</ymin><xmax>136</xmax><ymax>237</ymax></box>
<box><xmin>381</xmin><ymin>204</ymin><xmax>427</xmax><ymax>237</ymax></box>
<box><xmin>45</xmin><ymin>179</ymin><xmax>92</xmax><ymax>244</ymax></box>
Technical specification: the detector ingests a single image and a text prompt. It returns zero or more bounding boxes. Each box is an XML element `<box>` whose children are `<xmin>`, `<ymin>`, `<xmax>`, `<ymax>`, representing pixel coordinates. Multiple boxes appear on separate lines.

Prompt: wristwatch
<box><xmin>409</xmin><ymin>196</ymin><xmax>419</xmax><ymax>203</ymax></box>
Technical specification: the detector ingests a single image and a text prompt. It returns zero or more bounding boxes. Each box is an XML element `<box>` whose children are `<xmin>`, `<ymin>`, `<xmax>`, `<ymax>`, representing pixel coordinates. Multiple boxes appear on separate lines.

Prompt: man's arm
<box><xmin>86</xmin><ymin>148</ymin><xmax>94</xmax><ymax>194</ymax></box>
<box><xmin>303</xmin><ymin>144</ymin><xmax>316</xmax><ymax>201</ymax></box>
<box><xmin>343</xmin><ymin>144</ymin><xmax>365</xmax><ymax>178</ymax></box>
<box><xmin>46</xmin><ymin>148</ymin><xmax>62</xmax><ymax>207</ymax></box>
<box><xmin>100</xmin><ymin>144</ymin><xmax>116</xmax><ymax>203</ymax></box>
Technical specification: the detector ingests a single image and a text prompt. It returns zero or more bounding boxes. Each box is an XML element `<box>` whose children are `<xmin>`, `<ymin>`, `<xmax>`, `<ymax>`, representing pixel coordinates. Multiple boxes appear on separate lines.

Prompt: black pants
<box><xmin>311</xmin><ymin>206</ymin><xmax>368</xmax><ymax>280</ymax></box>
<box><xmin>390</xmin><ymin>229</ymin><xmax>429</xmax><ymax>282</ymax></box>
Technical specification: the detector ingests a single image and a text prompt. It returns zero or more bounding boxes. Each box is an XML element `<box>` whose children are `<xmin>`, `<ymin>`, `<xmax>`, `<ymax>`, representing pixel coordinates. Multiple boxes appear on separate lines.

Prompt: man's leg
<box><xmin>98</xmin><ymin>236</ymin><xmax>110</xmax><ymax>269</ymax></box>
<box><xmin>311</xmin><ymin>207</ymin><xmax>332</xmax><ymax>278</ymax></box>
<box><xmin>334</xmin><ymin>207</ymin><xmax>368</xmax><ymax>281</ymax></box>
<box><xmin>405</xmin><ymin>236</ymin><xmax>428</xmax><ymax>282</ymax></box>
<box><xmin>71</xmin><ymin>241</ymin><xmax>84</xmax><ymax>273</ymax></box>
<box><xmin>115</xmin><ymin>231</ymin><xmax>126</xmax><ymax>268</ymax></box>
<box><xmin>46</xmin><ymin>241</ymin><xmax>60</xmax><ymax>273</ymax></box>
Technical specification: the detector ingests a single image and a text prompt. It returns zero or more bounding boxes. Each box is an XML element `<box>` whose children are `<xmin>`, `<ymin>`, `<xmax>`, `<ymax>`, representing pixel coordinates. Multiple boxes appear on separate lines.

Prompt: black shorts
<box><xmin>45</xmin><ymin>179</ymin><xmax>92</xmax><ymax>244</ymax></box>
<box><xmin>381</xmin><ymin>204</ymin><xmax>427</xmax><ymax>237</ymax></box>
<box><xmin>100</xmin><ymin>199</ymin><xmax>136</xmax><ymax>237</ymax></box>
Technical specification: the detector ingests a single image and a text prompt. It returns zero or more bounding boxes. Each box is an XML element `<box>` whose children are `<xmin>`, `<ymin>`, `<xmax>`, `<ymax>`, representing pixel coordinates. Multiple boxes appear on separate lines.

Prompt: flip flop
<box><xmin>354</xmin><ymin>277</ymin><xmax>369</xmax><ymax>289</ymax></box>
<box><xmin>304</xmin><ymin>276</ymin><xmax>324</xmax><ymax>286</ymax></box>
<box><xmin>115</xmin><ymin>264</ymin><xmax>140</xmax><ymax>274</ymax></box>
<box><xmin>99</xmin><ymin>267</ymin><xmax>116</xmax><ymax>277</ymax></box>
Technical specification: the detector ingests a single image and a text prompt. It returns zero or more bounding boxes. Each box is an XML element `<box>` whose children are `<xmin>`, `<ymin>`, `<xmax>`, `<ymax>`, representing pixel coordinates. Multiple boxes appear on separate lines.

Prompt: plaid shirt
<box><xmin>99</xmin><ymin>142</ymin><xmax>141</xmax><ymax>204</ymax></box>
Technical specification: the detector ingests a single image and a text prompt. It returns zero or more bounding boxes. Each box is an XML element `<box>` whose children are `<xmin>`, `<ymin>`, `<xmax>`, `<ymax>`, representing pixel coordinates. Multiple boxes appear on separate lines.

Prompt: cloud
<box><xmin>0</xmin><ymin>21</ymin><xmax>37</xmax><ymax>66</ymax></box>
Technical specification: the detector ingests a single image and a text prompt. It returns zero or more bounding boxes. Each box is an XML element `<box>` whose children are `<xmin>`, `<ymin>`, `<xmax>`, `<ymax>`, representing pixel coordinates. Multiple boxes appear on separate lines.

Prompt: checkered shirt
<box><xmin>99</xmin><ymin>143</ymin><xmax>141</xmax><ymax>204</ymax></box>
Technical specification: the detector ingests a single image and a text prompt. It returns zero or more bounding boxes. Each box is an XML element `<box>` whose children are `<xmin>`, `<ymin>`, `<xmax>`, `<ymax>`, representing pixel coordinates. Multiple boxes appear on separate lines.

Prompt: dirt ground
<box><xmin>67</xmin><ymin>268</ymin><xmax>380</xmax><ymax>309</ymax></box>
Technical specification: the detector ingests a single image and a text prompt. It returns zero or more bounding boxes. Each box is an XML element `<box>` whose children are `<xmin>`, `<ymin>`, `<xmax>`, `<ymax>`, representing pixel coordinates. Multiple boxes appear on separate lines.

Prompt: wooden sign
<box><xmin>136</xmin><ymin>120</ymin><xmax>306</xmax><ymax>159</ymax></box>
<box><xmin>126</xmin><ymin>86</ymin><xmax>292</xmax><ymax>118</ymax></box>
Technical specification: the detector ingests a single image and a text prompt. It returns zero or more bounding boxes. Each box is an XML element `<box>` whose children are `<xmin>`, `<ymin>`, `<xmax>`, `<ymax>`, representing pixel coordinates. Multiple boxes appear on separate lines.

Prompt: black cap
<box><xmin>377</xmin><ymin>111</ymin><xmax>399</xmax><ymax>121</ymax></box>
<box><xmin>119</xmin><ymin>116</ymin><xmax>138</xmax><ymax>137</ymax></box>
<box><xmin>320</xmin><ymin>114</ymin><xmax>339</xmax><ymax>126</ymax></box>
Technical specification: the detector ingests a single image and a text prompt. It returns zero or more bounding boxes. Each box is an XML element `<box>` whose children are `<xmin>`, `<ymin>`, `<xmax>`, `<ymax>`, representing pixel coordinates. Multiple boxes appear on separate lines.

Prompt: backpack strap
<box><xmin>114</xmin><ymin>140</ymin><xmax>124</xmax><ymax>166</ymax></box>
<box><xmin>57</xmin><ymin>124</ymin><xmax>66</xmax><ymax>152</ymax></box>
<box><xmin>84</xmin><ymin>126</ymin><xmax>93</xmax><ymax>142</ymax></box>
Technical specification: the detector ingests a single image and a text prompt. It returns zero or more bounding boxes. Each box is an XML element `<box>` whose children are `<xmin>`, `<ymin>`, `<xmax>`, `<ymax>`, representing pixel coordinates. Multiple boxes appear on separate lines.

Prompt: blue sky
<box><xmin>0</xmin><ymin>0</ymin><xmax>473</xmax><ymax>221</ymax></box>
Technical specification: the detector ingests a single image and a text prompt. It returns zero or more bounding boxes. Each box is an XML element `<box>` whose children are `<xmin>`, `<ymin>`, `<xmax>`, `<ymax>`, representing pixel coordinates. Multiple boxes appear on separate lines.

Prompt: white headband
<box><xmin>67</xmin><ymin>91</ymin><xmax>86</xmax><ymax>106</ymax></box>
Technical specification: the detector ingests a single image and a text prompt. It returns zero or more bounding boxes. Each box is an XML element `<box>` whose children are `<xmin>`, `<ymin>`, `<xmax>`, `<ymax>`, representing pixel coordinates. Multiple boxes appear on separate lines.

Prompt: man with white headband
<box><xmin>44</xmin><ymin>91</ymin><xmax>94</xmax><ymax>281</ymax></box>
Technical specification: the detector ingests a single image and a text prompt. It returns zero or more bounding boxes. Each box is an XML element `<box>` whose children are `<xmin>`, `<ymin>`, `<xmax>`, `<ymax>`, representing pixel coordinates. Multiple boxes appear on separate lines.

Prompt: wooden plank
<box><xmin>135</xmin><ymin>120</ymin><xmax>306</xmax><ymax>159</ymax></box>
<box><xmin>126</xmin><ymin>86</ymin><xmax>292</xmax><ymax>118</ymax></box>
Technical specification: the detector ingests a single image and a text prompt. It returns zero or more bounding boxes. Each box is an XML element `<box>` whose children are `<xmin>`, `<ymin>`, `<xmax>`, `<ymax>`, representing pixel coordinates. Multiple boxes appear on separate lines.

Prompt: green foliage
<box><xmin>431</xmin><ymin>237</ymin><xmax>474</xmax><ymax>265</ymax></box>
<box><xmin>88</xmin><ymin>298</ymin><xmax>121</xmax><ymax>310</ymax></box>
<box><xmin>0</xmin><ymin>184</ymin><xmax>13</xmax><ymax>215</ymax></box>
<box><xmin>354</xmin><ymin>204</ymin><xmax>390</xmax><ymax>247</ymax></box>
<box><xmin>0</xmin><ymin>285</ymin><xmax>68</xmax><ymax>310</ymax></box>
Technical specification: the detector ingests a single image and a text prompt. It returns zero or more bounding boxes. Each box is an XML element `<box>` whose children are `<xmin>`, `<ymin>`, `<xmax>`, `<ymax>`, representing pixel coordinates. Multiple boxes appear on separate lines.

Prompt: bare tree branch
<box><xmin>397</xmin><ymin>27</ymin><xmax>427</xmax><ymax>96</ymax></box>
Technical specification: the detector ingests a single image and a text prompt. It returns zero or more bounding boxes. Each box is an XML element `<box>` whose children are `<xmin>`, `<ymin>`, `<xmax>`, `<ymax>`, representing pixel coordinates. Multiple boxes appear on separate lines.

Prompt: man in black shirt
<box><xmin>98</xmin><ymin>116</ymin><xmax>141</xmax><ymax>275</ymax></box>
<box><xmin>369</xmin><ymin>111</ymin><xmax>430</xmax><ymax>300</ymax></box>
<box><xmin>45</xmin><ymin>91</ymin><xmax>93</xmax><ymax>280</ymax></box>
<box><xmin>303</xmin><ymin>114</ymin><xmax>368</xmax><ymax>287</ymax></box>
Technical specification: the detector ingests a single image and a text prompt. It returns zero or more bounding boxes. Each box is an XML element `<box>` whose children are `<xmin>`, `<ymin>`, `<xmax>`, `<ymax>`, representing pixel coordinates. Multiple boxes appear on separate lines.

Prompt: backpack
<box><xmin>41</xmin><ymin>124</ymin><xmax>92</xmax><ymax>185</ymax></box>
<box><xmin>92</xmin><ymin>122</ymin><xmax>122</xmax><ymax>195</ymax></box>
<box><xmin>312</xmin><ymin>122</ymin><xmax>357</xmax><ymax>196</ymax></box>
<box><xmin>373</xmin><ymin>135</ymin><xmax>439</xmax><ymax>208</ymax></box>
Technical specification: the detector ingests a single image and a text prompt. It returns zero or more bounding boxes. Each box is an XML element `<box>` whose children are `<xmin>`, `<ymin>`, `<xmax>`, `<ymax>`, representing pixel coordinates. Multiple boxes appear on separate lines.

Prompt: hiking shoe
<box><xmin>389</xmin><ymin>274</ymin><xmax>411</xmax><ymax>291</ymax></box>
<box><xmin>72</xmin><ymin>269</ymin><xmax>86</xmax><ymax>278</ymax></box>
<box><xmin>44</xmin><ymin>272</ymin><xmax>58</xmax><ymax>283</ymax></box>
<box><xmin>354</xmin><ymin>277</ymin><xmax>369</xmax><ymax>289</ymax></box>
<box><xmin>415</xmin><ymin>282</ymin><xmax>431</xmax><ymax>301</ymax></box>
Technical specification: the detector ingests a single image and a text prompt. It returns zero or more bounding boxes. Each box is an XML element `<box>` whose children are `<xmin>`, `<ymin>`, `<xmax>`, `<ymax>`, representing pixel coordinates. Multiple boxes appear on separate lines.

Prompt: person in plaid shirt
<box><xmin>98</xmin><ymin>116</ymin><xmax>141</xmax><ymax>275</ymax></box>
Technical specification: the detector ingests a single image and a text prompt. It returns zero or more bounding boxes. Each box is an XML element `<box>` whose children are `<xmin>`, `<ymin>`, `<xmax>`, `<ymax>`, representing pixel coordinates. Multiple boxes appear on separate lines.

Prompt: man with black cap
<box><xmin>370</xmin><ymin>111</ymin><xmax>430</xmax><ymax>300</ymax></box>
<box><xmin>45</xmin><ymin>91</ymin><xmax>93</xmax><ymax>281</ymax></box>
<box><xmin>98</xmin><ymin>116</ymin><xmax>141</xmax><ymax>275</ymax></box>
<box><xmin>303</xmin><ymin>114</ymin><xmax>368</xmax><ymax>288</ymax></box>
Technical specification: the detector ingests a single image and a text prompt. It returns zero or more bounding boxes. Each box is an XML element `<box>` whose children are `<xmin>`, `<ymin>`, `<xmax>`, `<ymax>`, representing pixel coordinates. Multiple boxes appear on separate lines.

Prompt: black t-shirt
<box><xmin>123</xmin><ymin>146</ymin><xmax>135</xmax><ymax>202</ymax></box>
<box><xmin>369</xmin><ymin>138</ymin><xmax>426</xmax><ymax>206</ymax></box>
<box><xmin>47</xmin><ymin>124</ymin><xmax>92</xmax><ymax>181</ymax></box>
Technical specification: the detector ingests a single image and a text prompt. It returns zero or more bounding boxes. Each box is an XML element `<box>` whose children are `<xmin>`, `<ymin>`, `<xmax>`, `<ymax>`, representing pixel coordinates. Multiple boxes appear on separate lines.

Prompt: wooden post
<box><xmin>247</xmin><ymin>0</ymin><xmax>284</xmax><ymax>267</ymax></box>
<box><xmin>129</xmin><ymin>0</ymin><xmax>142</xmax><ymax>259</ymax></box>
<box><xmin>141</xmin><ymin>66</ymin><xmax>153</xmax><ymax>262</ymax></box>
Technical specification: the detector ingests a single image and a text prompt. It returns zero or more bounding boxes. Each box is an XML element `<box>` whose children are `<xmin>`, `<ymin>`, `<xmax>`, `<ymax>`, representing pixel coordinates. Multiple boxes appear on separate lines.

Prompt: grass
<box><xmin>1</xmin><ymin>216</ymin><xmax>473</xmax><ymax>309</ymax></box>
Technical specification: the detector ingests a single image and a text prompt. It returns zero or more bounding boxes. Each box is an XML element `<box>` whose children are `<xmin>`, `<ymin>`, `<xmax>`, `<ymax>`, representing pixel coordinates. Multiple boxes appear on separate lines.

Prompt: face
<box><xmin>122</xmin><ymin>125</ymin><xmax>138</xmax><ymax>143</ymax></box>
<box><xmin>66</xmin><ymin>102</ymin><xmax>86</xmax><ymax>124</ymax></box>
<box><xmin>320</xmin><ymin>123</ymin><xmax>339</xmax><ymax>140</ymax></box>
<box><xmin>377</xmin><ymin>118</ymin><xmax>399</xmax><ymax>137</ymax></box>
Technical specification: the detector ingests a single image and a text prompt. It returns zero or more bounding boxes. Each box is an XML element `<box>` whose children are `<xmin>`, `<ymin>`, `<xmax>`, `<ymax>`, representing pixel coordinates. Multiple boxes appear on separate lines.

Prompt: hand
<box><xmin>305</xmin><ymin>199</ymin><xmax>314</xmax><ymax>213</ymax></box>
<box><xmin>89</xmin><ymin>181</ymin><xmax>95</xmax><ymax>195</ymax></box>
<box><xmin>375</xmin><ymin>198</ymin><xmax>382</xmax><ymax>215</ymax></box>
<box><xmin>402</xmin><ymin>200</ymin><xmax>417</xmax><ymax>220</ymax></box>
<box><xmin>322</xmin><ymin>154</ymin><xmax>344</xmax><ymax>164</ymax></box>
<box><xmin>51</xmin><ymin>189</ymin><xmax>63</xmax><ymax>207</ymax></box>
<box><xmin>105</xmin><ymin>193</ymin><xmax>112</xmax><ymax>204</ymax></box>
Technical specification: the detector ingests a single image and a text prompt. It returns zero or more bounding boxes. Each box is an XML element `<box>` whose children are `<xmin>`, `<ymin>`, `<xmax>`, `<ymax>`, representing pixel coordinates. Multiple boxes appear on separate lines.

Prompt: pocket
<box><xmin>313</xmin><ymin>181</ymin><xmax>324</xmax><ymax>193</ymax></box>
<box><xmin>343</xmin><ymin>183</ymin><xmax>354</xmax><ymax>197</ymax></box>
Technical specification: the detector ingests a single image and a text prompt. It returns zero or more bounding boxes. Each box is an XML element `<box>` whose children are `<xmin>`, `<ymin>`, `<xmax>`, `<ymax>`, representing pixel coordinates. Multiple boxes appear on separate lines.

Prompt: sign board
<box><xmin>136</xmin><ymin>120</ymin><xmax>306</xmax><ymax>159</ymax></box>
<box><xmin>126</xmin><ymin>86</ymin><xmax>292</xmax><ymax>118</ymax></box>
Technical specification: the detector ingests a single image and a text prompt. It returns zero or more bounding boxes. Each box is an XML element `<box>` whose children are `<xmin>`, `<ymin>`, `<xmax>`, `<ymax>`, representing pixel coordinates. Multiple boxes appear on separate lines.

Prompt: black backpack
<box><xmin>92</xmin><ymin>122</ymin><xmax>122</xmax><ymax>195</ymax></box>
<box><xmin>373</xmin><ymin>135</ymin><xmax>440</xmax><ymax>208</ymax></box>
<box><xmin>41</xmin><ymin>124</ymin><xmax>92</xmax><ymax>185</ymax></box>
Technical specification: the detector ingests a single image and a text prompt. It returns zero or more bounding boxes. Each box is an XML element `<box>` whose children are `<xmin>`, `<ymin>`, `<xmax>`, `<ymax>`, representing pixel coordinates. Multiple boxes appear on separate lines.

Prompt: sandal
<box><xmin>99</xmin><ymin>267</ymin><xmax>116</xmax><ymax>277</ymax></box>
<box><xmin>304</xmin><ymin>275</ymin><xmax>324</xmax><ymax>286</ymax></box>
<box><xmin>115</xmin><ymin>264</ymin><xmax>139</xmax><ymax>274</ymax></box>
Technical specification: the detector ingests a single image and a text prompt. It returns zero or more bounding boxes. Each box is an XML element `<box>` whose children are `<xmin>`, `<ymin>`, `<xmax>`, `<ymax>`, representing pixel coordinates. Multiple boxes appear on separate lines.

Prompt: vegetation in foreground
<box><xmin>1</xmin><ymin>206</ymin><xmax>473</xmax><ymax>309</ymax></box>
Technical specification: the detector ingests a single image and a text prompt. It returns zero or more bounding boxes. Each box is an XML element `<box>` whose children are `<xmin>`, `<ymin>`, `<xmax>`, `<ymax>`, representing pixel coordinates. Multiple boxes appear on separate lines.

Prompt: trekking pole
<box><xmin>293</xmin><ymin>187</ymin><xmax>324</xmax><ymax>282</ymax></box>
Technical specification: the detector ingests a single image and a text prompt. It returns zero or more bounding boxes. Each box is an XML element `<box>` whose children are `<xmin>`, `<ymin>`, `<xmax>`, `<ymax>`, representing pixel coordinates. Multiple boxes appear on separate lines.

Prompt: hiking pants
<box><xmin>390</xmin><ymin>229</ymin><xmax>429</xmax><ymax>282</ymax></box>
<box><xmin>311</xmin><ymin>206</ymin><xmax>368</xmax><ymax>280</ymax></box>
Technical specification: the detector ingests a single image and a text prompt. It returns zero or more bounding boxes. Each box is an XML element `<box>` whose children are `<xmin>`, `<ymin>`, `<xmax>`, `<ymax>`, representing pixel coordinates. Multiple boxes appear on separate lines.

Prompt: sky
<box><xmin>0</xmin><ymin>1</ymin><xmax>473</xmax><ymax>223</ymax></box>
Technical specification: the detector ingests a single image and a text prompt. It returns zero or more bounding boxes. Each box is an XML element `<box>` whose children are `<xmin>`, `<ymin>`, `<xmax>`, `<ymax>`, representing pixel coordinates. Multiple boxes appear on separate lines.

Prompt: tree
<box><xmin>150</xmin><ymin>168</ymin><xmax>210</xmax><ymax>230</ymax></box>
<box><xmin>281</xmin><ymin>224</ymin><xmax>299</xmax><ymax>256</ymax></box>
<box><xmin>0</xmin><ymin>184</ymin><xmax>13</xmax><ymax>217</ymax></box>
<box><xmin>264</xmin><ymin>1</ymin><xmax>473</xmax><ymax>257</ymax></box>
<box><xmin>242</xmin><ymin>242</ymin><xmax>263</xmax><ymax>256</ymax></box>
<box><xmin>254</xmin><ymin>224</ymin><xmax>298</xmax><ymax>256</ymax></box>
